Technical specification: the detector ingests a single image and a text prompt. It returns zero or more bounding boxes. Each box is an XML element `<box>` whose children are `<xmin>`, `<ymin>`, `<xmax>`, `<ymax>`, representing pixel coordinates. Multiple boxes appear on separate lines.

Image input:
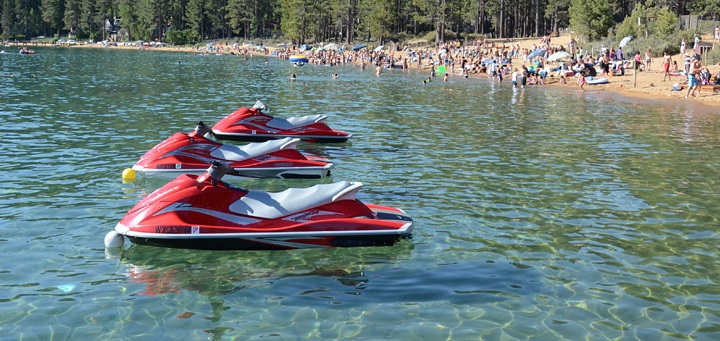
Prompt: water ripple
<box><xmin>2</xmin><ymin>47</ymin><xmax>720</xmax><ymax>340</ymax></box>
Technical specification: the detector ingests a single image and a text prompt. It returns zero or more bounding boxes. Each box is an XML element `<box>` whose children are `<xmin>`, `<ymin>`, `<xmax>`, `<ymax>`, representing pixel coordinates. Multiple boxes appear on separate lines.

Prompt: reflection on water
<box><xmin>120</xmin><ymin>245</ymin><xmax>409</xmax><ymax>299</ymax></box>
<box><xmin>1</xmin><ymin>47</ymin><xmax>720</xmax><ymax>340</ymax></box>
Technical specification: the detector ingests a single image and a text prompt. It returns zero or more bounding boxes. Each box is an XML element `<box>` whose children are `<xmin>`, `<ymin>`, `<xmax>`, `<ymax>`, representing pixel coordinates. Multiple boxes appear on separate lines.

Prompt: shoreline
<box><xmin>5</xmin><ymin>37</ymin><xmax>719</xmax><ymax>109</ymax></box>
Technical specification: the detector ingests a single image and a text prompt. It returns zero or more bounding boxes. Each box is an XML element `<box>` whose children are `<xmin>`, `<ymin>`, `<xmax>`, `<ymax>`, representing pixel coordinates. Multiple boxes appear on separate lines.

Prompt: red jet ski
<box><xmin>132</xmin><ymin>122</ymin><xmax>333</xmax><ymax>179</ymax></box>
<box><xmin>211</xmin><ymin>101</ymin><xmax>352</xmax><ymax>143</ymax></box>
<box><xmin>114</xmin><ymin>162</ymin><xmax>413</xmax><ymax>250</ymax></box>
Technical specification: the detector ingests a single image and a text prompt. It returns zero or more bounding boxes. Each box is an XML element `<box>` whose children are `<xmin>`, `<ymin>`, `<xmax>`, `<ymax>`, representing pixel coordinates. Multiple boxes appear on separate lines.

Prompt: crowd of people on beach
<box><xmin>273</xmin><ymin>36</ymin><xmax>606</xmax><ymax>92</ymax></box>
<box><xmin>268</xmin><ymin>30</ymin><xmax>719</xmax><ymax>99</ymax></box>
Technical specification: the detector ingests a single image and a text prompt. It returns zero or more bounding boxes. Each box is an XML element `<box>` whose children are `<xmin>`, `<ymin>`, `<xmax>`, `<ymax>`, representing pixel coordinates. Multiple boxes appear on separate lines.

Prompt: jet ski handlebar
<box><xmin>208</xmin><ymin>160</ymin><xmax>238</xmax><ymax>177</ymax></box>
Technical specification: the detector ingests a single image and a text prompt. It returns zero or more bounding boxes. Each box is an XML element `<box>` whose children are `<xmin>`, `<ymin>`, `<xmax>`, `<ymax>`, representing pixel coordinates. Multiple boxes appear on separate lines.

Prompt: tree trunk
<box><xmin>480</xmin><ymin>0</ymin><xmax>485</xmax><ymax>35</ymax></box>
<box><xmin>346</xmin><ymin>0</ymin><xmax>353</xmax><ymax>44</ymax></box>
<box><xmin>474</xmin><ymin>7</ymin><xmax>479</xmax><ymax>34</ymax></box>
<box><xmin>301</xmin><ymin>13</ymin><xmax>306</xmax><ymax>44</ymax></box>
<box><xmin>499</xmin><ymin>0</ymin><xmax>504</xmax><ymax>38</ymax></box>
<box><xmin>535</xmin><ymin>0</ymin><xmax>539</xmax><ymax>37</ymax></box>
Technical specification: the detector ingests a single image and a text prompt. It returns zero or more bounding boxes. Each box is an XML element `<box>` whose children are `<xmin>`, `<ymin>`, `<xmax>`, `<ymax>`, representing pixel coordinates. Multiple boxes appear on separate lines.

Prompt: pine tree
<box><xmin>41</xmin><ymin>0</ymin><xmax>64</xmax><ymax>37</ymax></box>
<box><xmin>568</xmin><ymin>0</ymin><xmax>612</xmax><ymax>41</ymax></box>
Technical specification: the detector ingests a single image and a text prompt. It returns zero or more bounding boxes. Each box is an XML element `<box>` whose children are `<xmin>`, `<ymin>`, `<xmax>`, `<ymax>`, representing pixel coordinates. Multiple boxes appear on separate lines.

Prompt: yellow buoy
<box><xmin>122</xmin><ymin>168</ymin><xmax>136</xmax><ymax>181</ymax></box>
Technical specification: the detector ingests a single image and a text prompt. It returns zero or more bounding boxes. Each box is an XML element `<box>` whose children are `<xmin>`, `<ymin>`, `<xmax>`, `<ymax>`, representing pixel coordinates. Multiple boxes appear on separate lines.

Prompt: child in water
<box><xmin>576</xmin><ymin>72</ymin><xmax>586</xmax><ymax>91</ymax></box>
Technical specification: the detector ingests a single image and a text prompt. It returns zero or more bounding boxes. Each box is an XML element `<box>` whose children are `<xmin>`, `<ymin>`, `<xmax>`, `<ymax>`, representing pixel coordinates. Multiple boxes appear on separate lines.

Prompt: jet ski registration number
<box><xmin>155</xmin><ymin>225</ymin><xmax>200</xmax><ymax>234</ymax></box>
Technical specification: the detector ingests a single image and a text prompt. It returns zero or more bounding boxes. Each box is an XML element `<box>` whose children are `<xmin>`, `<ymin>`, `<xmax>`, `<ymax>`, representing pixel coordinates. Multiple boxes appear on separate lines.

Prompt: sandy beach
<box><xmin>503</xmin><ymin>34</ymin><xmax>720</xmax><ymax>107</ymax></box>
<box><xmin>7</xmin><ymin>35</ymin><xmax>720</xmax><ymax>107</ymax></box>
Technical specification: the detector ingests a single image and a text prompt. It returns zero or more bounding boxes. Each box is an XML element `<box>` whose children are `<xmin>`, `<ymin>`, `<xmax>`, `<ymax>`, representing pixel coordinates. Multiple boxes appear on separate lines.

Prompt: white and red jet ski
<box><xmin>211</xmin><ymin>101</ymin><xmax>352</xmax><ymax>143</ymax></box>
<box><xmin>113</xmin><ymin>162</ymin><xmax>413</xmax><ymax>250</ymax></box>
<box><xmin>132</xmin><ymin>122</ymin><xmax>333</xmax><ymax>179</ymax></box>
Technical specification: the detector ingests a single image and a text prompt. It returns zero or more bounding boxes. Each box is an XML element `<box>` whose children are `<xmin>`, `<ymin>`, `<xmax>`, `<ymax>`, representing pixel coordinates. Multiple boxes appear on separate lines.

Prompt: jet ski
<box><xmin>113</xmin><ymin>161</ymin><xmax>413</xmax><ymax>250</ymax></box>
<box><xmin>211</xmin><ymin>101</ymin><xmax>352</xmax><ymax>143</ymax></box>
<box><xmin>132</xmin><ymin>122</ymin><xmax>333</xmax><ymax>179</ymax></box>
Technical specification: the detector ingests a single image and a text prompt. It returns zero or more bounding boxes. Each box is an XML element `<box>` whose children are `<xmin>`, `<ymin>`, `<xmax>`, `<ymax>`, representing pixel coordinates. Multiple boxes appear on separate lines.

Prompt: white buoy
<box><xmin>104</xmin><ymin>230</ymin><xmax>125</xmax><ymax>248</ymax></box>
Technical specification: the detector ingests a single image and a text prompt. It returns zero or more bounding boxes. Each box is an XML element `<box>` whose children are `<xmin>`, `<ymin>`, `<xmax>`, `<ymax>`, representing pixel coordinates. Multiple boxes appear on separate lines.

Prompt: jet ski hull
<box><xmin>132</xmin><ymin>129</ymin><xmax>334</xmax><ymax>179</ymax></box>
<box><xmin>133</xmin><ymin>164</ymin><xmax>332</xmax><ymax>179</ymax></box>
<box><xmin>123</xmin><ymin>230</ymin><xmax>409</xmax><ymax>250</ymax></box>
<box><xmin>114</xmin><ymin>169</ymin><xmax>413</xmax><ymax>250</ymax></box>
<box><xmin>212</xmin><ymin>107</ymin><xmax>351</xmax><ymax>143</ymax></box>
<box><xmin>211</xmin><ymin>132</ymin><xmax>351</xmax><ymax>143</ymax></box>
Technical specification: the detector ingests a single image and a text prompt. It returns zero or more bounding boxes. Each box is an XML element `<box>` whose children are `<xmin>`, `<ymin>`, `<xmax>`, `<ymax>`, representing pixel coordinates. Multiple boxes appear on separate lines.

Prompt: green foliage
<box><xmin>41</xmin><ymin>0</ymin><xmax>64</xmax><ymax>35</ymax></box>
<box><xmin>1</xmin><ymin>0</ymin><xmax>14</xmax><ymax>39</ymax></box>
<box><xmin>118</xmin><ymin>0</ymin><xmax>138</xmax><ymax>40</ymax></box>
<box><xmin>654</xmin><ymin>7</ymin><xmax>677</xmax><ymax>37</ymax></box>
<box><xmin>412</xmin><ymin>0</ymin><xmax>446</xmax><ymax>41</ymax></box>
<box><xmin>185</xmin><ymin>0</ymin><xmax>205</xmax><ymax>39</ymax></box>
<box><xmin>226</xmin><ymin>0</ymin><xmax>253</xmax><ymax>37</ymax></box>
<box><xmin>687</xmin><ymin>0</ymin><xmax>720</xmax><ymax>19</ymax></box>
<box><xmin>63</xmin><ymin>0</ymin><xmax>81</xmax><ymax>33</ymax></box>
<box><xmin>5</xmin><ymin>0</ymin><xmax>714</xmax><ymax>49</ymax></box>
<box><xmin>279</xmin><ymin>0</ymin><xmax>307</xmax><ymax>42</ymax></box>
<box><xmin>420</xmin><ymin>30</ymin><xmax>435</xmax><ymax>42</ymax></box>
<box><xmin>569</xmin><ymin>0</ymin><xmax>612</xmax><ymax>41</ymax></box>
<box><xmin>705</xmin><ymin>45</ymin><xmax>720</xmax><ymax>66</ymax></box>
<box><xmin>166</xmin><ymin>28</ymin><xmax>197</xmax><ymax>44</ymax></box>
<box><xmin>615</xmin><ymin>4</ymin><xmax>679</xmax><ymax>44</ymax></box>
<box><xmin>614</xmin><ymin>12</ymin><xmax>636</xmax><ymax>41</ymax></box>
<box><xmin>357</xmin><ymin>0</ymin><xmax>393</xmax><ymax>44</ymax></box>
<box><xmin>136</xmin><ymin>0</ymin><xmax>156</xmax><ymax>41</ymax></box>
<box><xmin>583</xmin><ymin>30</ymin><xmax>697</xmax><ymax>59</ymax></box>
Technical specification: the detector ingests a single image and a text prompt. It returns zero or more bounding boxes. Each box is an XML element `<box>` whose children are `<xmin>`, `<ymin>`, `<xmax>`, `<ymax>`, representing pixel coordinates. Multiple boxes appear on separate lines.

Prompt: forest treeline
<box><xmin>1</xmin><ymin>0</ymin><xmax>719</xmax><ymax>45</ymax></box>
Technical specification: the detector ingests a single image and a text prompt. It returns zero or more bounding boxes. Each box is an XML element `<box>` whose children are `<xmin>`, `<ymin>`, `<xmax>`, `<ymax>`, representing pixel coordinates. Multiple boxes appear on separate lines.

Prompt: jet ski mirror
<box><xmin>194</xmin><ymin>121</ymin><xmax>215</xmax><ymax>139</ymax></box>
<box><xmin>253</xmin><ymin>100</ymin><xmax>268</xmax><ymax>112</ymax></box>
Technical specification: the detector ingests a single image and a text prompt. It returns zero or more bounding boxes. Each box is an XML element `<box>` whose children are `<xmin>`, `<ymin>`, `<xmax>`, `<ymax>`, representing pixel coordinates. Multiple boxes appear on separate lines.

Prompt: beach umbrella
<box><xmin>619</xmin><ymin>36</ymin><xmax>632</xmax><ymax>48</ymax></box>
<box><xmin>324</xmin><ymin>43</ymin><xmax>340</xmax><ymax>50</ymax></box>
<box><xmin>374</xmin><ymin>45</ymin><xmax>385</xmax><ymax>52</ymax></box>
<box><xmin>527</xmin><ymin>48</ymin><xmax>546</xmax><ymax>59</ymax></box>
<box><xmin>352</xmin><ymin>43</ymin><xmax>367</xmax><ymax>51</ymax></box>
<box><xmin>547</xmin><ymin>51</ymin><xmax>572</xmax><ymax>62</ymax></box>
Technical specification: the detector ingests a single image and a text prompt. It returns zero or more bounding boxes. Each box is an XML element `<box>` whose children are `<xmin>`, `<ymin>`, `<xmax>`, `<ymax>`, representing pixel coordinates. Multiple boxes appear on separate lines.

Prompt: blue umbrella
<box><xmin>528</xmin><ymin>48</ymin><xmax>546</xmax><ymax>59</ymax></box>
<box><xmin>619</xmin><ymin>35</ymin><xmax>632</xmax><ymax>48</ymax></box>
<box><xmin>352</xmin><ymin>43</ymin><xmax>367</xmax><ymax>51</ymax></box>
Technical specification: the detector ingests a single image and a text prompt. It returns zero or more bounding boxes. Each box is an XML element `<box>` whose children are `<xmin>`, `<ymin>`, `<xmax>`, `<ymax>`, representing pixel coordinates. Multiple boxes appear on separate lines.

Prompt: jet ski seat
<box><xmin>266</xmin><ymin>115</ymin><xmax>326</xmax><ymax>130</ymax></box>
<box><xmin>229</xmin><ymin>181</ymin><xmax>362</xmax><ymax>219</ymax></box>
<box><xmin>210</xmin><ymin>137</ymin><xmax>299</xmax><ymax>161</ymax></box>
